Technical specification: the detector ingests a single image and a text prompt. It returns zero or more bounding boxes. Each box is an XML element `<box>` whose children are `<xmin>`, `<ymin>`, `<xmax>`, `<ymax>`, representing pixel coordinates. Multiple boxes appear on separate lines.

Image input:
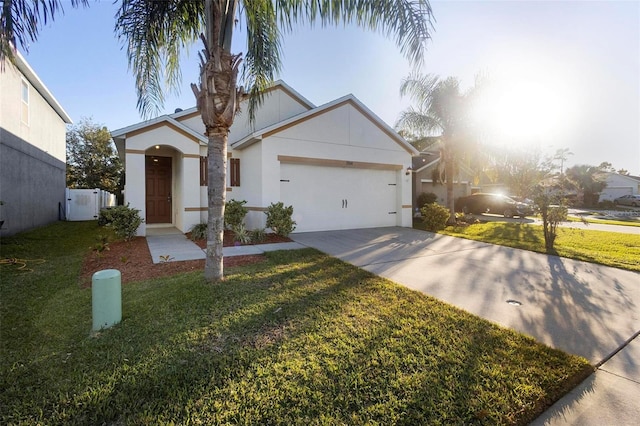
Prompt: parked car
<box><xmin>613</xmin><ymin>194</ymin><xmax>640</xmax><ymax>207</ymax></box>
<box><xmin>455</xmin><ymin>193</ymin><xmax>534</xmax><ymax>218</ymax></box>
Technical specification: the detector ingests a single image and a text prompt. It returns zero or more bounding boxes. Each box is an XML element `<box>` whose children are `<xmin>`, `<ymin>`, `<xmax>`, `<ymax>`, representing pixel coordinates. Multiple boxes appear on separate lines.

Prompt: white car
<box><xmin>613</xmin><ymin>194</ymin><xmax>640</xmax><ymax>207</ymax></box>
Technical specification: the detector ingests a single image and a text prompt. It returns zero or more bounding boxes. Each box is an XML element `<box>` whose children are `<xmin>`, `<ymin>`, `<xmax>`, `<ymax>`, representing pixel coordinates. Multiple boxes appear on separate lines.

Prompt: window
<box><xmin>200</xmin><ymin>156</ymin><xmax>208</xmax><ymax>186</ymax></box>
<box><xmin>199</xmin><ymin>156</ymin><xmax>240</xmax><ymax>187</ymax></box>
<box><xmin>21</xmin><ymin>79</ymin><xmax>29</xmax><ymax>125</ymax></box>
<box><xmin>230</xmin><ymin>158</ymin><xmax>240</xmax><ymax>187</ymax></box>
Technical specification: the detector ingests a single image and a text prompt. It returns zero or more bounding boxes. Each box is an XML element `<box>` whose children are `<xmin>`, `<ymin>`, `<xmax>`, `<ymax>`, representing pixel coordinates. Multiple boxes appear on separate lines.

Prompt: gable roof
<box><xmin>111</xmin><ymin>114</ymin><xmax>208</xmax><ymax>145</ymax></box>
<box><xmin>11</xmin><ymin>51</ymin><xmax>72</xmax><ymax>124</ymax></box>
<box><xmin>110</xmin><ymin>80</ymin><xmax>315</xmax><ymax>145</ymax></box>
<box><xmin>605</xmin><ymin>172</ymin><xmax>640</xmax><ymax>183</ymax></box>
<box><xmin>231</xmin><ymin>94</ymin><xmax>418</xmax><ymax>155</ymax></box>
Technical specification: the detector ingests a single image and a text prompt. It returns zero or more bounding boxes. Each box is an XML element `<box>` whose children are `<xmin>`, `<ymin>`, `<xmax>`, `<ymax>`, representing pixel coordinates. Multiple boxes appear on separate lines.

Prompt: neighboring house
<box><xmin>0</xmin><ymin>51</ymin><xmax>72</xmax><ymax>236</ymax></box>
<box><xmin>111</xmin><ymin>81</ymin><xmax>416</xmax><ymax>236</ymax></box>
<box><xmin>599</xmin><ymin>173</ymin><xmax>640</xmax><ymax>202</ymax></box>
<box><xmin>411</xmin><ymin>151</ymin><xmax>476</xmax><ymax>208</ymax></box>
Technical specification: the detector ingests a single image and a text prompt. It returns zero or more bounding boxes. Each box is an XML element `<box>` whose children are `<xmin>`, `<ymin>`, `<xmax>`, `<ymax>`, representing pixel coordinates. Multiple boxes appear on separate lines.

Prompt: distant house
<box><xmin>0</xmin><ymin>51</ymin><xmax>72</xmax><ymax>236</ymax></box>
<box><xmin>111</xmin><ymin>81</ymin><xmax>416</xmax><ymax>236</ymax></box>
<box><xmin>411</xmin><ymin>151</ymin><xmax>477</xmax><ymax>208</ymax></box>
<box><xmin>599</xmin><ymin>173</ymin><xmax>640</xmax><ymax>202</ymax></box>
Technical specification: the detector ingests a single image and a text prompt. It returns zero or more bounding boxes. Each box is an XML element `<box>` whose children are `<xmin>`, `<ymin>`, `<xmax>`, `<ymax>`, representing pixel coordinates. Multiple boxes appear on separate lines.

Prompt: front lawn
<box><xmin>1</xmin><ymin>222</ymin><xmax>590</xmax><ymax>425</ymax></box>
<box><xmin>422</xmin><ymin>221</ymin><xmax>639</xmax><ymax>272</ymax></box>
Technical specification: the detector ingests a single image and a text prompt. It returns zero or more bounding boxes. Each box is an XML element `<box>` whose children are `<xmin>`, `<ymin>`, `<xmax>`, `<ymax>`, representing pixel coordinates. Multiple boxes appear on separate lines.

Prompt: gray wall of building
<box><xmin>1</xmin><ymin>128</ymin><xmax>65</xmax><ymax>236</ymax></box>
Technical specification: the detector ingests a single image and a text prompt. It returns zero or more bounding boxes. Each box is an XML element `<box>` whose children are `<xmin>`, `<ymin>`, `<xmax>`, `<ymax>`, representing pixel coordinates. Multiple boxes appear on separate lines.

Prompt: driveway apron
<box><xmin>292</xmin><ymin>227</ymin><xmax>640</xmax><ymax>424</ymax></box>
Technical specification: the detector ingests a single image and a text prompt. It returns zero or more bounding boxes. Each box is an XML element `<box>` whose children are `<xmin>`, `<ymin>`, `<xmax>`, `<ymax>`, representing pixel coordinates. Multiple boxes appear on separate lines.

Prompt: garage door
<box><xmin>280</xmin><ymin>163</ymin><xmax>397</xmax><ymax>232</ymax></box>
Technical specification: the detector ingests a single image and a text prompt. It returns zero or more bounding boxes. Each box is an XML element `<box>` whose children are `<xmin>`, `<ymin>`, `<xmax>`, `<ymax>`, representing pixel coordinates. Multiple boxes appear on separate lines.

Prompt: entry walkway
<box><xmin>145</xmin><ymin>233</ymin><xmax>305</xmax><ymax>264</ymax></box>
<box><xmin>291</xmin><ymin>227</ymin><xmax>640</xmax><ymax>426</ymax></box>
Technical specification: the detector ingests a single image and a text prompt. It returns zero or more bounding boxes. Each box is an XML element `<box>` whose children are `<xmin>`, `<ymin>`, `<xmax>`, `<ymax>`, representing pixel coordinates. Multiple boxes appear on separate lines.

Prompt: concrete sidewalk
<box><xmin>292</xmin><ymin>227</ymin><xmax>640</xmax><ymax>425</ymax></box>
<box><xmin>145</xmin><ymin>233</ymin><xmax>305</xmax><ymax>264</ymax></box>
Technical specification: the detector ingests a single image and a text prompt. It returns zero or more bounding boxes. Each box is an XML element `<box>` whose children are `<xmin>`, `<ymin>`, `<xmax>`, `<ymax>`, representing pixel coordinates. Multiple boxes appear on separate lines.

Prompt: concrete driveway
<box><xmin>292</xmin><ymin>227</ymin><xmax>640</xmax><ymax>425</ymax></box>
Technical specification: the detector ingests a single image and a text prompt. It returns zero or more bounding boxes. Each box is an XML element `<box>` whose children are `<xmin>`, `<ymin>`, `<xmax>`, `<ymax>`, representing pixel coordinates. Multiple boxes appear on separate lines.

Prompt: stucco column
<box><xmin>181</xmin><ymin>155</ymin><xmax>202</xmax><ymax>233</ymax></box>
<box><xmin>125</xmin><ymin>151</ymin><xmax>146</xmax><ymax>236</ymax></box>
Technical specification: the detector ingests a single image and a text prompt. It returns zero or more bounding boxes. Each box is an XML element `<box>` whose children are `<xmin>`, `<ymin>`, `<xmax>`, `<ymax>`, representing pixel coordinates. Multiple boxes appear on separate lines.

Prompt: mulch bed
<box><xmin>80</xmin><ymin>231</ymin><xmax>291</xmax><ymax>287</ymax></box>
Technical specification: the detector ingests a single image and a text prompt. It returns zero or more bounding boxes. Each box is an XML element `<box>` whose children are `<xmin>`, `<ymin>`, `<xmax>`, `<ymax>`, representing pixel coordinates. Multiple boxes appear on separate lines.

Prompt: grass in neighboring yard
<box><xmin>423</xmin><ymin>221</ymin><xmax>640</xmax><ymax>272</ymax></box>
<box><xmin>1</xmin><ymin>222</ymin><xmax>591</xmax><ymax>425</ymax></box>
<box><xmin>567</xmin><ymin>216</ymin><xmax>640</xmax><ymax>227</ymax></box>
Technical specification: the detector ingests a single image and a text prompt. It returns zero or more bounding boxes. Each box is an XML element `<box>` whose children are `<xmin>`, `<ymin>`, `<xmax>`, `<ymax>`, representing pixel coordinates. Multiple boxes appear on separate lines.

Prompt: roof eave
<box><xmin>14</xmin><ymin>51</ymin><xmax>72</xmax><ymax>124</ymax></box>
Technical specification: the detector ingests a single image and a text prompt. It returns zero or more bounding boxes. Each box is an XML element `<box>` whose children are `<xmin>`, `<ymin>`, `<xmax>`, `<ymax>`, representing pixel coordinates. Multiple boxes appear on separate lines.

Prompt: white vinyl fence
<box><xmin>65</xmin><ymin>188</ymin><xmax>116</xmax><ymax>221</ymax></box>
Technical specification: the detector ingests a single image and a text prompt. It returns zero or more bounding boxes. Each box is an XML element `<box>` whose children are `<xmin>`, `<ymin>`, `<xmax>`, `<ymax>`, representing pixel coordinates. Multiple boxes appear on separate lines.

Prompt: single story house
<box><xmin>111</xmin><ymin>81</ymin><xmax>417</xmax><ymax>236</ymax></box>
<box><xmin>0</xmin><ymin>51</ymin><xmax>72</xmax><ymax>236</ymax></box>
<box><xmin>598</xmin><ymin>173</ymin><xmax>640</xmax><ymax>202</ymax></box>
<box><xmin>411</xmin><ymin>151</ymin><xmax>476</xmax><ymax>208</ymax></box>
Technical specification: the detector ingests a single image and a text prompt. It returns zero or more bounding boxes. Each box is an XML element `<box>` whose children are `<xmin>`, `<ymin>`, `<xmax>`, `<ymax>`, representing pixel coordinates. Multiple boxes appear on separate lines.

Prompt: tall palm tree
<box><xmin>2</xmin><ymin>0</ymin><xmax>435</xmax><ymax>281</ymax></box>
<box><xmin>396</xmin><ymin>74</ymin><xmax>469</xmax><ymax>225</ymax></box>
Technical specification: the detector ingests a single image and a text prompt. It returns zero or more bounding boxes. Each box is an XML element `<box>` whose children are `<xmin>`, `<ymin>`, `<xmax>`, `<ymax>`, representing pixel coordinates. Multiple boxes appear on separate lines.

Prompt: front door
<box><xmin>145</xmin><ymin>156</ymin><xmax>172</xmax><ymax>223</ymax></box>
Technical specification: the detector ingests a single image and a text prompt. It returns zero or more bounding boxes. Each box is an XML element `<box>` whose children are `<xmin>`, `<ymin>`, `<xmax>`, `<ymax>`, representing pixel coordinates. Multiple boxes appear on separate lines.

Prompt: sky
<box><xmin>18</xmin><ymin>0</ymin><xmax>640</xmax><ymax>175</ymax></box>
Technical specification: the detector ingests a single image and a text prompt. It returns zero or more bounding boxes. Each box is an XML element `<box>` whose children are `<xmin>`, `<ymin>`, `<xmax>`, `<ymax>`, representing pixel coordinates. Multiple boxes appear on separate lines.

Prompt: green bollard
<box><xmin>92</xmin><ymin>269</ymin><xmax>122</xmax><ymax>331</ymax></box>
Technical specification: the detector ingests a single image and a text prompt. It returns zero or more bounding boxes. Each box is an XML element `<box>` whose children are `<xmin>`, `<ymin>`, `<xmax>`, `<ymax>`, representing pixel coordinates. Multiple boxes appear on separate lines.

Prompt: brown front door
<box><xmin>145</xmin><ymin>156</ymin><xmax>172</xmax><ymax>223</ymax></box>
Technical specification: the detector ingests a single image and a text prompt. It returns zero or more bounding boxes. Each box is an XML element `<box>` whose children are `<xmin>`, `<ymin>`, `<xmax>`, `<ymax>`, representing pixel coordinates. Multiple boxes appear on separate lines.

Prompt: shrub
<box><xmin>250</xmin><ymin>228</ymin><xmax>267</xmax><ymax>243</ymax></box>
<box><xmin>231</xmin><ymin>223</ymin><xmax>252</xmax><ymax>244</ymax></box>
<box><xmin>417</xmin><ymin>192</ymin><xmax>438</xmax><ymax>208</ymax></box>
<box><xmin>97</xmin><ymin>208</ymin><xmax>114</xmax><ymax>226</ymax></box>
<box><xmin>189</xmin><ymin>222</ymin><xmax>208</xmax><ymax>241</ymax></box>
<box><xmin>597</xmin><ymin>200</ymin><xmax>616</xmax><ymax>209</ymax></box>
<box><xmin>265</xmin><ymin>202</ymin><xmax>296</xmax><ymax>236</ymax></box>
<box><xmin>456</xmin><ymin>212</ymin><xmax>479</xmax><ymax>224</ymax></box>
<box><xmin>105</xmin><ymin>204</ymin><xmax>143</xmax><ymax>241</ymax></box>
<box><xmin>225</xmin><ymin>199</ymin><xmax>248</xmax><ymax>229</ymax></box>
<box><xmin>420</xmin><ymin>203</ymin><xmax>450</xmax><ymax>232</ymax></box>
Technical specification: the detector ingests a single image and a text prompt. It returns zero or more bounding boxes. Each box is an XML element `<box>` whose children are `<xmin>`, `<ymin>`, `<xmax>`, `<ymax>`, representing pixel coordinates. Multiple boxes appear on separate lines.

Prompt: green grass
<box><xmin>425</xmin><ymin>221</ymin><xmax>640</xmax><ymax>272</ymax></box>
<box><xmin>1</xmin><ymin>222</ymin><xmax>591</xmax><ymax>425</ymax></box>
<box><xmin>567</xmin><ymin>216</ymin><xmax>640</xmax><ymax>227</ymax></box>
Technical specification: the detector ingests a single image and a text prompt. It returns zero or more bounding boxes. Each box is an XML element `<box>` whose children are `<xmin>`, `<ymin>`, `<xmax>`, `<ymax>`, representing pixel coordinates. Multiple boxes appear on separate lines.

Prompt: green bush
<box><xmin>420</xmin><ymin>203</ymin><xmax>450</xmax><ymax>232</ymax></box>
<box><xmin>417</xmin><ymin>192</ymin><xmax>438</xmax><ymax>208</ymax></box>
<box><xmin>189</xmin><ymin>222</ymin><xmax>208</xmax><ymax>241</ymax></box>
<box><xmin>597</xmin><ymin>200</ymin><xmax>616</xmax><ymax>209</ymax></box>
<box><xmin>250</xmin><ymin>227</ymin><xmax>267</xmax><ymax>243</ymax></box>
<box><xmin>104</xmin><ymin>204</ymin><xmax>143</xmax><ymax>241</ymax></box>
<box><xmin>231</xmin><ymin>223</ymin><xmax>252</xmax><ymax>244</ymax></box>
<box><xmin>225</xmin><ymin>199</ymin><xmax>248</xmax><ymax>229</ymax></box>
<box><xmin>265</xmin><ymin>202</ymin><xmax>296</xmax><ymax>236</ymax></box>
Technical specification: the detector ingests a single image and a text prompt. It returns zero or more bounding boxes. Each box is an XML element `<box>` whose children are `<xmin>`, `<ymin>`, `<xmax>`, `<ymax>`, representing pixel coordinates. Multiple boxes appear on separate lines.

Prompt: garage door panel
<box><xmin>280</xmin><ymin>163</ymin><xmax>397</xmax><ymax>232</ymax></box>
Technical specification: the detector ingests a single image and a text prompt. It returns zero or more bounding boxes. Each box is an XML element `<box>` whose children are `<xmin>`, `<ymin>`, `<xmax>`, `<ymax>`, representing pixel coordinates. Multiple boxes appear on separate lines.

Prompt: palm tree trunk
<box><xmin>444</xmin><ymin>149</ymin><xmax>456</xmax><ymax>225</ymax></box>
<box><xmin>191</xmin><ymin>23</ymin><xmax>243</xmax><ymax>282</ymax></box>
<box><xmin>204</xmin><ymin>131</ymin><xmax>227</xmax><ymax>281</ymax></box>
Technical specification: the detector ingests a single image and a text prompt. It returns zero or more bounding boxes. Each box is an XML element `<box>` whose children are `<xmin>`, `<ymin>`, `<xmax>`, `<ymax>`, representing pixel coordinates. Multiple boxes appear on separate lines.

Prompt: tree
<box><xmin>395</xmin><ymin>74</ymin><xmax>478</xmax><ymax>225</ymax></box>
<box><xmin>3</xmin><ymin>1</ymin><xmax>435</xmax><ymax>282</ymax></box>
<box><xmin>552</xmin><ymin>148</ymin><xmax>573</xmax><ymax>175</ymax></box>
<box><xmin>485</xmin><ymin>146</ymin><xmax>546</xmax><ymax>198</ymax></box>
<box><xmin>66</xmin><ymin>118</ymin><xmax>123</xmax><ymax>194</ymax></box>
<box><xmin>565</xmin><ymin>164</ymin><xmax>608</xmax><ymax>207</ymax></box>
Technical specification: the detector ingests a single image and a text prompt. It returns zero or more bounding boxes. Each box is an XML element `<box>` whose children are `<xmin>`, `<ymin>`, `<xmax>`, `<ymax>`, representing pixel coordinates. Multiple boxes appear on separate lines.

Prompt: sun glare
<box><xmin>475</xmin><ymin>61</ymin><xmax>574</xmax><ymax>145</ymax></box>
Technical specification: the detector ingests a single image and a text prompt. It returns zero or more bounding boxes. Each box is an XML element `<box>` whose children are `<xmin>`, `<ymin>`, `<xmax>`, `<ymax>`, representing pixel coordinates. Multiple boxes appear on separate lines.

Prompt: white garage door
<box><xmin>280</xmin><ymin>163</ymin><xmax>397</xmax><ymax>232</ymax></box>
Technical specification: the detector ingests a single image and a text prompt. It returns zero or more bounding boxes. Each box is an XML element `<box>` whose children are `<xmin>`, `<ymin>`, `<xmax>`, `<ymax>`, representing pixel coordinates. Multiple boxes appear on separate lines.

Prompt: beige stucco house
<box><xmin>598</xmin><ymin>173</ymin><xmax>640</xmax><ymax>202</ymax></box>
<box><xmin>112</xmin><ymin>81</ymin><xmax>417</xmax><ymax>236</ymax></box>
<box><xmin>0</xmin><ymin>51</ymin><xmax>72</xmax><ymax>235</ymax></box>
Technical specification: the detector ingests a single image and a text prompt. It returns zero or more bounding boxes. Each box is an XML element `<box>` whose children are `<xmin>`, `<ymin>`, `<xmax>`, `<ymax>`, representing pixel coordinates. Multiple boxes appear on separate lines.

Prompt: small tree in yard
<box><xmin>66</xmin><ymin>118</ymin><xmax>123</xmax><ymax>194</ymax></box>
<box><xmin>533</xmin><ymin>188</ymin><xmax>568</xmax><ymax>253</ymax></box>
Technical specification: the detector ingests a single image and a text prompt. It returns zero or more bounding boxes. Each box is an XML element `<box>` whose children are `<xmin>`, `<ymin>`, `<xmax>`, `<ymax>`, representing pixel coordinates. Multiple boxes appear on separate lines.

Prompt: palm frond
<box><xmin>395</xmin><ymin>108</ymin><xmax>442</xmax><ymax>138</ymax></box>
<box><xmin>115</xmin><ymin>0</ymin><xmax>203</xmax><ymax>118</ymax></box>
<box><xmin>0</xmin><ymin>0</ymin><xmax>88</xmax><ymax>64</ymax></box>
<box><xmin>399</xmin><ymin>73</ymin><xmax>439</xmax><ymax>110</ymax></box>
<box><xmin>276</xmin><ymin>0</ymin><xmax>434</xmax><ymax>65</ymax></box>
<box><xmin>242</xmin><ymin>0</ymin><xmax>282</xmax><ymax>123</ymax></box>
